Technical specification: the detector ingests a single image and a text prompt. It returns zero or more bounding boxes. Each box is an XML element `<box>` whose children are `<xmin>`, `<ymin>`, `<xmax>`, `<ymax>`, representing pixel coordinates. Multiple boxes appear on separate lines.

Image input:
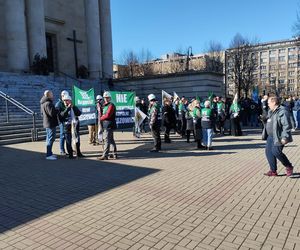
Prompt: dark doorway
<box><xmin>46</xmin><ymin>33</ymin><xmax>58</xmax><ymax>73</ymax></box>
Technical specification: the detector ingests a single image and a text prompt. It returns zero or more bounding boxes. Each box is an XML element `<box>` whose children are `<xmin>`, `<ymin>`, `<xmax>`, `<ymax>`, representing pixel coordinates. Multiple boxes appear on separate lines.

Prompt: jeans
<box><xmin>46</xmin><ymin>127</ymin><xmax>56</xmax><ymax>157</ymax></box>
<box><xmin>265</xmin><ymin>136</ymin><xmax>292</xmax><ymax>172</ymax></box>
<box><xmin>202</xmin><ymin>128</ymin><xmax>213</xmax><ymax>147</ymax></box>
<box><xmin>59</xmin><ymin>123</ymin><xmax>65</xmax><ymax>153</ymax></box>
<box><xmin>250</xmin><ymin>113</ymin><xmax>259</xmax><ymax>127</ymax></box>
<box><xmin>293</xmin><ymin>110</ymin><xmax>299</xmax><ymax>129</ymax></box>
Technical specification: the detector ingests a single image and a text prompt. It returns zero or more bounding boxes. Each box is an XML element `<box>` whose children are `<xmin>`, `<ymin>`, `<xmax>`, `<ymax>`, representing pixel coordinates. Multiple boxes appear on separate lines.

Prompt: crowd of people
<box><xmin>40</xmin><ymin>89</ymin><xmax>298</xmax><ymax>176</ymax></box>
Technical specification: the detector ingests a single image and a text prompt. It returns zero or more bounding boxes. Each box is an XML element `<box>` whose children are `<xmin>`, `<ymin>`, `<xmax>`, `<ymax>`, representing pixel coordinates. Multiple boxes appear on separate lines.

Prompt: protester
<box><xmin>134</xmin><ymin>96</ymin><xmax>142</xmax><ymax>138</ymax></box>
<box><xmin>55</xmin><ymin>90</ymin><xmax>69</xmax><ymax>155</ymax></box>
<box><xmin>60</xmin><ymin>94</ymin><xmax>84</xmax><ymax>159</ymax></box>
<box><xmin>292</xmin><ymin>96</ymin><xmax>300</xmax><ymax>129</ymax></box>
<box><xmin>230</xmin><ymin>95</ymin><xmax>242</xmax><ymax>136</ymax></box>
<box><xmin>186</xmin><ymin>103</ymin><xmax>195</xmax><ymax>143</ymax></box>
<box><xmin>179</xmin><ymin>97</ymin><xmax>188</xmax><ymax>137</ymax></box>
<box><xmin>192</xmin><ymin>100</ymin><xmax>204</xmax><ymax>149</ymax></box>
<box><xmin>148</xmin><ymin>94</ymin><xmax>161</xmax><ymax>152</ymax></box>
<box><xmin>40</xmin><ymin>90</ymin><xmax>59</xmax><ymax>160</ymax></box>
<box><xmin>140</xmin><ymin>98</ymin><xmax>148</xmax><ymax>133</ymax></box>
<box><xmin>263</xmin><ymin>95</ymin><xmax>294</xmax><ymax>177</ymax></box>
<box><xmin>98</xmin><ymin>91</ymin><xmax>117</xmax><ymax>160</ymax></box>
<box><xmin>87</xmin><ymin>95</ymin><xmax>101</xmax><ymax>145</ymax></box>
<box><xmin>216</xmin><ymin>96</ymin><xmax>226</xmax><ymax>134</ymax></box>
<box><xmin>201</xmin><ymin>100</ymin><xmax>214</xmax><ymax>150</ymax></box>
<box><xmin>96</xmin><ymin>95</ymin><xmax>103</xmax><ymax>144</ymax></box>
<box><xmin>162</xmin><ymin>98</ymin><xmax>176</xmax><ymax>143</ymax></box>
<box><xmin>249</xmin><ymin>99</ymin><xmax>259</xmax><ymax>127</ymax></box>
<box><xmin>283</xmin><ymin>96</ymin><xmax>296</xmax><ymax>130</ymax></box>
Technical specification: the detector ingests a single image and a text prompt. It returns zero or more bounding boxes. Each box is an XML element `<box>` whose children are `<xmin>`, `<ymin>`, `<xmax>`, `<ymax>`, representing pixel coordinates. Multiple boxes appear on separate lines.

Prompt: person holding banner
<box><xmin>60</xmin><ymin>94</ymin><xmax>84</xmax><ymax>159</ymax></box>
<box><xmin>55</xmin><ymin>90</ymin><xmax>69</xmax><ymax>155</ymax></box>
<box><xmin>98</xmin><ymin>91</ymin><xmax>117</xmax><ymax>160</ymax></box>
<box><xmin>148</xmin><ymin>94</ymin><xmax>161</xmax><ymax>152</ymax></box>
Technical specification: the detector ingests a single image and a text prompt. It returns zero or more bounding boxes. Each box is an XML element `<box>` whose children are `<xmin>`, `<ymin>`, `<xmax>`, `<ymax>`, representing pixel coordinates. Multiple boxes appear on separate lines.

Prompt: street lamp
<box><xmin>185</xmin><ymin>46</ymin><xmax>193</xmax><ymax>71</ymax></box>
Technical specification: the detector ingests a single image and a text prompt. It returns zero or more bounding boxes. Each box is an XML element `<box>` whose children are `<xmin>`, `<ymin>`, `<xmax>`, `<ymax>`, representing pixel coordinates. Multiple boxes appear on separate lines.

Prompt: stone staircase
<box><xmin>0</xmin><ymin>72</ymin><xmax>109</xmax><ymax>145</ymax></box>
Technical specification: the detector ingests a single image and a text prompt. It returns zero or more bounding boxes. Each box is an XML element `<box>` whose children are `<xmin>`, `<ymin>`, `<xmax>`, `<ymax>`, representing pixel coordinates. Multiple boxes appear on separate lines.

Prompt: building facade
<box><xmin>226</xmin><ymin>38</ymin><xmax>300</xmax><ymax>97</ymax></box>
<box><xmin>0</xmin><ymin>0</ymin><xmax>113</xmax><ymax>79</ymax></box>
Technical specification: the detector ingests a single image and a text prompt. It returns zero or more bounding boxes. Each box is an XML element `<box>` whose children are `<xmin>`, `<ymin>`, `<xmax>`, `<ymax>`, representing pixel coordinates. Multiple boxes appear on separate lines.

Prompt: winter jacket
<box><xmin>148</xmin><ymin>102</ymin><xmax>160</xmax><ymax>129</ymax></box>
<box><xmin>265</xmin><ymin>105</ymin><xmax>293</xmax><ymax>145</ymax></box>
<box><xmin>40</xmin><ymin>96</ymin><xmax>59</xmax><ymax>128</ymax></box>
<box><xmin>60</xmin><ymin>105</ymin><xmax>81</xmax><ymax>133</ymax></box>
<box><xmin>162</xmin><ymin>105</ymin><xmax>176</xmax><ymax>128</ymax></box>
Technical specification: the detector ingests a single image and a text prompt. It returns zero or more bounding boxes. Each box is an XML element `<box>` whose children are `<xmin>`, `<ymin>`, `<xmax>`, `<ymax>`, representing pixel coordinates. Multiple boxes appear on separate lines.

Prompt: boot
<box><xmin>76</xmin><ymin>143</ymin><xmax>84</xmax><ymax>158</ymax></box>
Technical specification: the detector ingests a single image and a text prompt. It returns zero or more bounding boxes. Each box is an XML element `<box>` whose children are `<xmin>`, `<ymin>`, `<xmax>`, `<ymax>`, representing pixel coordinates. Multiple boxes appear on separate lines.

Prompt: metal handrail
<box><xmin>0</xmin><ymin>90</ymin><xmax>37</xmax><ymax>141</ymax></box>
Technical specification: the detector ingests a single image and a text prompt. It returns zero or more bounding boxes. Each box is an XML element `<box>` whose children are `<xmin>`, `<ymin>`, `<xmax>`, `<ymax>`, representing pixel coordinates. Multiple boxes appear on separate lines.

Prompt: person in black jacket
<box><xmin>162</xmin><ymin>98</ymin><xmax>176</xmax><ymax>143</ymax></box>
<box><xmin>40</xmin><ymin>90</ymin><xmax>59</xmax><ymax>160</ymax></box>
<box><xmin>60</xmin><ymin>94</ymin><xmax>84</xmax><ymax>159</ymax></box>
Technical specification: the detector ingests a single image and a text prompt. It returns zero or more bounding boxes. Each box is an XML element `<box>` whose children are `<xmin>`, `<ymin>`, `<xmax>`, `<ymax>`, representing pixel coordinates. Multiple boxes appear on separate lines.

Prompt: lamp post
<box><xmin>185</xmin><ymin>46</ymin><xmax>193</xmax><ymax>71</ymax></box>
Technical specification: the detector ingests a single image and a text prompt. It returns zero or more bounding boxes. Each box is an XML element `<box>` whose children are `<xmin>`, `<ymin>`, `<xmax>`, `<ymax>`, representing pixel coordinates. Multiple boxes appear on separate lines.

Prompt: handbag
<box><xmin>262</xmin><ymin>126</ymin><xmax>268</xmax><ymax>140</ymax></box>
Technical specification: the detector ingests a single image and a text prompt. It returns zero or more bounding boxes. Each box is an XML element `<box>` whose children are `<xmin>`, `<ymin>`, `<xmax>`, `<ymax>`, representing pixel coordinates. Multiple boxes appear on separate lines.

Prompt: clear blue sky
<box><xmin>111</xmin><ymin>0</ymin><xmax>299</xmax><ymax>63</ymax></box>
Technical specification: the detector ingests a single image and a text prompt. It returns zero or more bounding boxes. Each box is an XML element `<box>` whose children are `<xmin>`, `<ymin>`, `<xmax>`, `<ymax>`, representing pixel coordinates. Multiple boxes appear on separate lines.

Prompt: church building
<box><xmin>0</xmin><ymin>0</ymin><xmax>113</xmax><ymax>79</ymax></box>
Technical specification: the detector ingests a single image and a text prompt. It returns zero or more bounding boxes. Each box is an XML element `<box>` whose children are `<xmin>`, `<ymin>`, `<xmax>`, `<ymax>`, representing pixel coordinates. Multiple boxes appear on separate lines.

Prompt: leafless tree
<box><xmin>205</xmin><ymin>40</ymin><xmax>224</xmax><ymax>73</ymax></box>
<box><xmin>118</xmin><ymin>50</ymin><xmax>140</xmax><ymax>78</ymax></box>
<box><xmin>138</xmin><ymin>49</ymin><xmax>154</xmax><ymax>76</ymax></box>
<box><xmin>227</xmin><ymin>33</ymin><xmax>258</xmax><ymax>98</ymax></box>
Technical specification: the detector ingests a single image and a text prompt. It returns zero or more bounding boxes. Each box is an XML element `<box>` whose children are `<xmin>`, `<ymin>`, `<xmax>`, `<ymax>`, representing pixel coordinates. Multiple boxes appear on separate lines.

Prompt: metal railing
<box><xmin>0</xmin><ymin>90</ymin><xmax>38</xmax><ymax>141</ymax></box>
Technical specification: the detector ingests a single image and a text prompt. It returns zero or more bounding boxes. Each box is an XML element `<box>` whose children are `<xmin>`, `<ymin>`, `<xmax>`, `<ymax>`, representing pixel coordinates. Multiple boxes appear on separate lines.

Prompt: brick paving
<box><xmin>0</xmin><ymin>128</ymin><xmax>299</xmax><ymax>250</ymax></box>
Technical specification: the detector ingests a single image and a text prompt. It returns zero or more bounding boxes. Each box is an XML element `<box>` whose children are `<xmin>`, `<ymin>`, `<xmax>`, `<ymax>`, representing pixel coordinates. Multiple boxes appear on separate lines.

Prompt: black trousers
<box><xmin>230</xmin><ymin>117</ymin><xmax>242</xmax><ymax>136</ymax></box>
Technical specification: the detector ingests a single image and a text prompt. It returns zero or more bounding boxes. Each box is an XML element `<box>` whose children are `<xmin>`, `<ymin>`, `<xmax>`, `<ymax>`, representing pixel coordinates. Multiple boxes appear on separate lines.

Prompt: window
<box><xmin>260</xmin><ymin>58</ymin><xmax>267</xmax><ymax>64</ymax></box>
<box><xmin>288</xmin><ymin>86</ymin><xmax>295</xmax><ymax>92</ymax></box>
<box><xmin>269</xmin><ymin>72</ymin><xmax>276</xmax><ymax>77</ymax></box>
<box><xmin>260</xmin><ymin>73</ymin><xmax>267</xmax><ymax>78</ymax></box>
<box><xmin>279</xmin><ymin>79</ymin><xmax>285</xmax><ymax>84</ymax></box>
<box><xmin>279</xmin><ymin>49</ymin><xmax>286</xmax><ymax>53</ymax></box>
<box><xmin>288</xmin><ymin>71</ymin><xmax>295</xmax><ymax>76</ymax></box>
<box><xmin>269</xmin><ymin>57</ymin><xmax>276</xmax><ymax>62</ymax></box>
<box><xmin>260</xmin><ymin>51</ymin><xmax>268</xmax><ymax>57</ymax></box>
<box><xmin>288</xmin><ymin>63</ymin><xmax>297</xmax><ymax>68</ymax></box>
<box><xmin>260</xmin><ymin>65</ymin><xmax>267</xmax><ymax>70</ymax></box>
<box><xmin>279</xmin><ymin>72</ymin><xmax>285</xmax><ymax>77</ymax></box>
<box><xmin>269</xmin><ymin>50</ymin><xmax>277</xmax><ymax>55</ymax></box>
<box><xmin>270</xmin><ymin>65</ymin><xmax>276</xmax><ymax>70</ymax></box>
<box><xmin>288</xmin><ymin>47</ymin><xmax>296</xmax><ymax>53</ymax></box>
<box><xmin>279</xmin><ymin>56</ymin><xmax>285</xmax><ymax>62</ymax></box>
<box><xmin>288</xmin><ymin>79</ymin><xmax>295</xmax><ymax>84</ymax></box>
<box><xmin>279</xmin><ymin>64</ymin><xmax>286</xmax><ymax>69</ymax></box>
<box><xmin>288</xmin><ymin>54</ymin><xmax>297</xmax><ymax>60</ymax></box>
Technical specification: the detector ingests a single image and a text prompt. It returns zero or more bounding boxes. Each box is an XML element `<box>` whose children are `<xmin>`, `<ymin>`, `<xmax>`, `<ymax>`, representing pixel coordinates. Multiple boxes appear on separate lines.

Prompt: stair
<box><xmin>0</xmin><ymin>72</ymin><xmax>106</xmax><ymax>145</ymax></box>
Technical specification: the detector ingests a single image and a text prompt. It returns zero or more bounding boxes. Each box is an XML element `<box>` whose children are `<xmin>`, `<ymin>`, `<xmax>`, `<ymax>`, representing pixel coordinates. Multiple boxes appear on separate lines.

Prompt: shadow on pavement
<box><xmin>0</xmin><ymin>146</ymin><xmax>159</xmax><ymax>234</ymax></box>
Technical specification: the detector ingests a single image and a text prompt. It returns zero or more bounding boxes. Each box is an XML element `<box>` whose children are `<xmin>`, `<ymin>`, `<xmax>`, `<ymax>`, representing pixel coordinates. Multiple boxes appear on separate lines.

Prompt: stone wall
<box><xmin>113</xmin><ymin>72</ymin><xmax>224</xmax><ymax>101</ymax></box>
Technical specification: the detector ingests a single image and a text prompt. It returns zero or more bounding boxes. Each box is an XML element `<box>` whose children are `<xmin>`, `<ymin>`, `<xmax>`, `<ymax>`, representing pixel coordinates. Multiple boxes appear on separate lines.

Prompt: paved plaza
<box><xmin>0</xmin><ymin>128</ymin><xmax>299</xmax><ymax>250</ymax></box>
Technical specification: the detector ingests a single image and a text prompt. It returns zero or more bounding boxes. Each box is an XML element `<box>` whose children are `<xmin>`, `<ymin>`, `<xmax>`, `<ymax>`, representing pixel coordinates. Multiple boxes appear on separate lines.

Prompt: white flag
<box><xmin>173</xmin><ymin>91</ymin><xmax>180</xmax><ymax>101</ymax></box>
<box><xmin>162</xmin><ymin>90</ymin><xmax>172</xmax><ymax>105</ymax></box>
<box><xmin>135</xmin><ymin>107</ymin><xmax>147</xmax><ymax>127</ymax></box>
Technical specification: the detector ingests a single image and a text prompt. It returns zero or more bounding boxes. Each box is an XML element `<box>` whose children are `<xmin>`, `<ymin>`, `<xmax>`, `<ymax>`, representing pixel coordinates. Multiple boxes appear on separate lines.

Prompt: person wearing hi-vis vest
<box><xmin>98</xmin><ymin>91</ymin><xmax>117</xmax><ymax>160</ymax></box>
<box><xmin>201</xmin><ymin>100</ymin><xmax>215</xmax><ymax>150</ymax></box>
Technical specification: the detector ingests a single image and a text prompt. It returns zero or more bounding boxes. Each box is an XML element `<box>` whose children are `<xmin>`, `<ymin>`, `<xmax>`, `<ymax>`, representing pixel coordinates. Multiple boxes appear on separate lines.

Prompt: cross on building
<box><xmin>67</xmin><ymin>30</ymin><xmax>83</xmax><ymax>78</ymax></box>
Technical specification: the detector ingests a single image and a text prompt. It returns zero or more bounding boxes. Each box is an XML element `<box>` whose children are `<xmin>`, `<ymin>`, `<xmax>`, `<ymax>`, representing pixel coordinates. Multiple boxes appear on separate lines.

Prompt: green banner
<box><xmin>109</xmin><ymin>91</ymin><xmax>135</xmax><ymax>128</ymax></box>
<box><xmin>73</xmin><ymin>86</ymin><xmax>96</xmax><ymax>125</ymax></box>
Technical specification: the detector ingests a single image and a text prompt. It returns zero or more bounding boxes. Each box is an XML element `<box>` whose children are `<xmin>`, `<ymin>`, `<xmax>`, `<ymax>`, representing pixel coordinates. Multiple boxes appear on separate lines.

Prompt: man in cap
<box><xmin>148</xmin><ymin>94</ymin><xmax>161</xmax><ymax>152</ymax></box>
<box><xmin>98</xmin><ymin>91</ymin><xmax>117</xmax><ymax>160</ymax></box>
<box><xmin>60</xmin><ymin>94</ymin><xmax>84</xmax><ymax>159</ymax></box>
<box><xmin>55</xmin><ymin>90</ymin><xmax>69</xmax><ymax>155</ymax></box>
<box><xmin>40</xmin><ymin>90</ymin><xmax>59</xmax><ymax>160</ymax></box>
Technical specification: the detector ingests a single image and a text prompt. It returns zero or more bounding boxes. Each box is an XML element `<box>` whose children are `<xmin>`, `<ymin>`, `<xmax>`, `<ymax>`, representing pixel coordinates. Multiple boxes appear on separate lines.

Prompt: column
<box><xmin>4</xmin><ymin>0</ymin><xmax>29</xmax><ymax>72</ymax></box>
<box><xmin>99</xmin><ymin>0</ymin><xmax>113</xmax><ymax>79</ymax></box>
<box><xmin>85</xmin><ymin>0</ymin><xmax>102</xmax><ymax>79</ymax></box>
<box><xmin>26</xmin><ymin>0</ymin><xmax>47</xmax><ymax>64</ymax></box>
